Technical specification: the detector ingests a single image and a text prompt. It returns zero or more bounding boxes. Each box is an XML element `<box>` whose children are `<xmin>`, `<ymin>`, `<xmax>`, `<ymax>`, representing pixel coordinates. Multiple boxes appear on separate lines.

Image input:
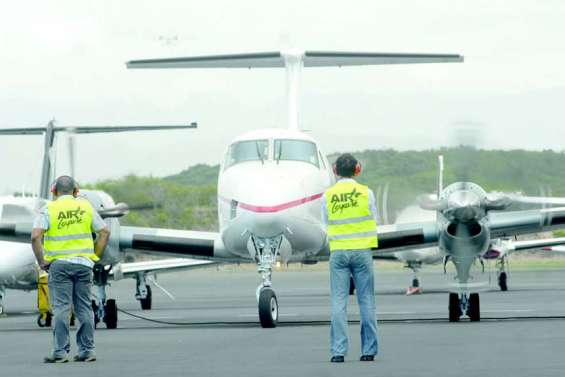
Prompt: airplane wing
<box><xmin>490</xmin><ymin>237</ymin><xmax>565</xmax><ymax>256</ymax></box>
<box><xmin>489</xmin><ymin>207</ymin><xmax>565</xmax><ymax>238</ymax></box>
<box><xmin>542</xmin><ymin>245</ymin><xmax>565</xmax><ymax>253</ymax></box>
<box><xmin>118</xmin><ymin>226</ymin><xmax>238</xmax><ymax>261</ymax></box>
<box><xmin>127</xmin><ymin>51</ymin><xmax>463</xmax><ymax>69</ymax></box>
<box><xmin>375</xmin><ymin>222</ymin><xmax>439</xmax><ymax>252</ymax></box>
<box><xmin>110</xmin><ymin>258</ymin><xmax>216</xmax><ymax>281</ymax></box>
<box><xmin>0</xmin><ymin>215</ymin><xmax>442</xmax><ymax>260</ymax></box>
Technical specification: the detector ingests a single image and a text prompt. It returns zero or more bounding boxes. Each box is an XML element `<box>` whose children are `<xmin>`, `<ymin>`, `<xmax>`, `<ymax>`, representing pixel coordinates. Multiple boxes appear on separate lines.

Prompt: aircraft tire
<box><xmin>258</xmin><ymin>288</ymin><xmax>278</xmax><ymax>328</ymax></box>
<box><xmin>448</xmin><ymin>293</ymin><xmax>461</xmax><ymax>322</ymax></box>
<box><xmin>468</xmin><ymin>293</ymin><xmax>480</xmax><ymax>322</ymax></box>
<box><xmin>104</xmin><ymin>299</ymin><xmax>118</xmax><ymax>329</ymax></box>
<box><xmin>498</xmin><ymin>272</ymin><xmax>508</xmax><ymax>291</ymax></box>
<box><xmin>140</xmin><ymin>285</ymin><xmax>152</xmax><ymax>310</ymax></box>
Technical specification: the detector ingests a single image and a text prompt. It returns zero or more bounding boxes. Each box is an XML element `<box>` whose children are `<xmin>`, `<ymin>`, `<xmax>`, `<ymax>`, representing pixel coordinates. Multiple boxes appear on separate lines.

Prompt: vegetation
<box><xmin>89</xmin><ymin>147</ymin><xmax>565</xmax><ymax>231</ymax></box>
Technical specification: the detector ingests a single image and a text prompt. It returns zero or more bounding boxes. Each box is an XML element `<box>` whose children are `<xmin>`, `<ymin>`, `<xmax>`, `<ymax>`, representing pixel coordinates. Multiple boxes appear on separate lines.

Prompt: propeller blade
<box><xmin>97</xmin><ymin>202</ymin><xmax>129</xmax><ymax>218</ymax></box>
<box><xmin>507</xmin><ymin>194</ymin><xmax>565</xmax><ymax>206</ymax></box>
<box><xmin>417</xmin><ymin>194</ymin><xmax>448</xmax><ymax>211</ymax></box>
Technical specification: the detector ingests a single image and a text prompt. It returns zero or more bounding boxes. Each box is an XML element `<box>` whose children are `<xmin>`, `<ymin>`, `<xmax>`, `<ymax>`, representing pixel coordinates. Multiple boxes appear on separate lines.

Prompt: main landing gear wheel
<box><xmin>258</xmin><ymin>288</ymin><xmax>278</xmax><ymax>328</ymax></box>
<box><xmin>349</xmin><ymin>276</ymin><xmax>356</xmax><ymax>296</ymax></box>
<box><xmin>37</xmin><ymin>312</ymin><xmax>52</xmax><ymax>328</ymax></box>
<box><xmin>467</xmin><ymin>293</ymin><xmax>480</xmax><ymax>322</ymax></box>
<box><xmin>103</xmin><ymin>299</ymin><xmax>118</xmax><ymax>329</ymax></box>
<box><xmin>498</xmin><ymin>272</ymin><xmax>508</xmax><ymax>291</ymax></box>
<box><xmin>448</xmin><ymin>293</ymin><xmax>462</xmax><ymax>322</ymax></box>
<box><xmin>139</xmin><ymin>285</ymin><xmax>152</xmax><ymax>310</ymax></box>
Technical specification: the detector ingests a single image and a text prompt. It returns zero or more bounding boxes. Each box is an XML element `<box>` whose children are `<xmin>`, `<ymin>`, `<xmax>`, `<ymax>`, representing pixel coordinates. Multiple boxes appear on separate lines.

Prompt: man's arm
<box><xmin>94</xmin><ymin>228</ymin><xmax>110</xmax><ymax>258</ymax></box>
<box><xmin>368</xmin><ymin>189</ymin><xmax>378</xmax><ymax>224</ymax></box>
<box><xmin>320</xmin><ymin>194</ymin><xmax>328</xmax><ymax>229</ymax></box>
<box><xmin>31</xmin><ymin>228</ymin><xmax>50</xmax><ymax>270</ymax></box>
<box><xmin>91</xmin><ymin>209</ymin><xmax>110</xmax><ymax>258</ymax></box>
<box><xmin>31</xmin><ymin>206</ymin><xmax>50</xmax><ymax>270</ymax></box>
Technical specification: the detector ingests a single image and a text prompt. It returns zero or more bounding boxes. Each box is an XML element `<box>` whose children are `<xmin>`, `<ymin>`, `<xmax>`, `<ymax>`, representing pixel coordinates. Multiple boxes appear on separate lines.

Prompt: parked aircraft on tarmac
<box><xmin>379</xmin><ymin>156</ymin><xmax>565</xmax><ymax>296</ymax></box>
<box><xmin>4</xmin><ymin>51</ymin><xmax>565</xmax><ymax>327</ymax></box>
<box><xmin>0</xmin><ymin>121</ymin><xmax>214</xmax><ymax>326</ymax></box>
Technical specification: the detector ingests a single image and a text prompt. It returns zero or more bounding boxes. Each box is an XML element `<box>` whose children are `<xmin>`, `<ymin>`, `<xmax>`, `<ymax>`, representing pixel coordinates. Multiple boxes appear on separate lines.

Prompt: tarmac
<box><xmin>1</xmin><ymin>265</ymin><xmax>565</xmax><ymax>377</ymax></box>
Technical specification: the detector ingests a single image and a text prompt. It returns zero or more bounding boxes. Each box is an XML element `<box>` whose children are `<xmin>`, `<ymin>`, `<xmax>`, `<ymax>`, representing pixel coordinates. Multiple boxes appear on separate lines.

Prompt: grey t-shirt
<box><xmin>33</xmin><ymin>195</ymin><xmax>108</xmax><ymax>268</ymax></box>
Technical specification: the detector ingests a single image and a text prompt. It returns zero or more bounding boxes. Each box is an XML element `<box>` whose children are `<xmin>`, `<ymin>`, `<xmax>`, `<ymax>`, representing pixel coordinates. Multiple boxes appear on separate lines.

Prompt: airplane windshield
<box><xmin>225</xmin><ymin>139</ymin><xmax>269</xmax><ymax>168</ymax></box>
<box><xmin>274</xmin><ymin>139</ymin><xmax>319</xmax><ymax>167</ymax></box>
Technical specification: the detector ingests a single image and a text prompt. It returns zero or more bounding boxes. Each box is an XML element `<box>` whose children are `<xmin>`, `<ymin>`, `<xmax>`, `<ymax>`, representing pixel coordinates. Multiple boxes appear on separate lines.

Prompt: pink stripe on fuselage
<box><xmin>221</xmin><ymin>193</ymin><xmax>324</xmax><ymax>213</ymax></box>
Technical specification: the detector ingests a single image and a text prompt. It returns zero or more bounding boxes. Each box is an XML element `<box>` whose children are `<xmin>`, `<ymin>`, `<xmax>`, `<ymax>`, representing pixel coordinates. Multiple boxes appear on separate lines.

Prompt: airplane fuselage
<box><xmin>217</xmin><ymin>129</ymin><xmax>334</xmax><ymax>262</ymax></box>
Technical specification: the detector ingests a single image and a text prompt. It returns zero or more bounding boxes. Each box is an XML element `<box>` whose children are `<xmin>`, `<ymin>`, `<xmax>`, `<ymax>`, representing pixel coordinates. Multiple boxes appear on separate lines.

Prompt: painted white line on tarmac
<box><xmin>481</xmin><ymin>309</ymin><xmax>534</xmax><ymax>313</ymax></box>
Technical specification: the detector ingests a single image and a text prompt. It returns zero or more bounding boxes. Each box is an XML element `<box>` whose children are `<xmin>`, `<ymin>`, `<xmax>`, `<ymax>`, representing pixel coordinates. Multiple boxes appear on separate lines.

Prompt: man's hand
<box><xmin>39</xmin><ymin>260</ymin><xmax>51</xmax><ymax>271</ymax></box>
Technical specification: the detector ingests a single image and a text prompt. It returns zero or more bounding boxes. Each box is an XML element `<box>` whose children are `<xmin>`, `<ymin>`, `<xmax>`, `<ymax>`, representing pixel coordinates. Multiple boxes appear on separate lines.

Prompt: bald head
<box><xmin>53</xmin><ymin>175</ymin><xmax>78</xmax><ymax>196</ymax></box>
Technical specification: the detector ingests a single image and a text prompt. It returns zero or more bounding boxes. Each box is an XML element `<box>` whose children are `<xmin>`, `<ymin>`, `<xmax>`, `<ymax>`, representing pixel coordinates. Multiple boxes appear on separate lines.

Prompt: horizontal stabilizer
<box><xmin>0</xmin><ymin>123</ymin><xmax>197</xmax><ymax>135</ymax></box>
<box><xmin>127</xmin><ymin>51</ymin><xmax>463</xmax><ymax>69</ymax></box>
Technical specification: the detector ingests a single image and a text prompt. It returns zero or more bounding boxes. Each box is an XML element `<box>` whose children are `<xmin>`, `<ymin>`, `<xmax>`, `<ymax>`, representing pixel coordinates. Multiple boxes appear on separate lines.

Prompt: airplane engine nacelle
<box><xmin>439</xmin><ymin>220</ymin><xmax>490</xmax><ymax>258</ymax></box>
<box><xmin>79</xmin><ymin>190</ymin><xmax>122</xmax><ymax>265</ymax></box>
<box><xmin>439</xmin><ymin>220</ymin><xmax>490</xmax><ymax>284</ymax></box>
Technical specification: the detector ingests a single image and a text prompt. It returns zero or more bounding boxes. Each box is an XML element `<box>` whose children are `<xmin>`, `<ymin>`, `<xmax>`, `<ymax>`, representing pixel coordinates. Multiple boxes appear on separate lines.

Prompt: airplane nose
<box><xmin>0</xmin><ymin>242</ymin><xmax>35</xmax><ymax>279</ymax></box>
<box><xmin>248</xmin><ymin>213</ymin><xmax>285</xmax><ymax>238</ymax></box>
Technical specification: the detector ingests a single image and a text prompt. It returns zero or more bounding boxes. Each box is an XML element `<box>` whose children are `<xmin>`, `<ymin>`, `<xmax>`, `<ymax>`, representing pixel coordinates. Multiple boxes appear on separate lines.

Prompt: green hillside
<box><xmin>90</xmin><ymin>147</ymin><xmax>565</xmax><ymax>231</ymax></box>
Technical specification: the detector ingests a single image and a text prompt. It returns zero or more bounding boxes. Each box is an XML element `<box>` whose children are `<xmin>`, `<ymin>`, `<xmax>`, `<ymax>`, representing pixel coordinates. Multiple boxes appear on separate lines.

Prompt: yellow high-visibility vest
<box><xmin>325</xmin><ymin>181</ymin><xmax>378</xmax><ymax>251</ymax></box>
<box><xmin>43</xmin><ymin>197</ymin><xmax>98</xmax><ymax>262</ymax></box>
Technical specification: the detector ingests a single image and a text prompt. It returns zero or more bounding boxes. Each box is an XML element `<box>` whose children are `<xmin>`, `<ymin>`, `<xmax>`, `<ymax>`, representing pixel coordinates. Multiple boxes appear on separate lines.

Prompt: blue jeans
<box><xmin>330</xmin><ymin>250</ymin><xmax>378</xmax><ymax>357</ymax></box>
<box><xmin>48</xmin><ymin>260</ymin><xmax>95</xmax><ymax>358</ymax></box>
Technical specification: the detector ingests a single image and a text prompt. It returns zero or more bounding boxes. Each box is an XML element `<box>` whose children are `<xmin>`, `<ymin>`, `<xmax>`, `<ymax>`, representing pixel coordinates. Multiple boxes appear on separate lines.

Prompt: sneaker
<box><xmin>330</xmin><ymin>356</ymin><xmax>345</xmax><ymax>363</ymax></box>
<box><xmin>360</xmin><ymin>355</ymin><xmax>375</xmax><ymax>361</ymax></box>
<box><xmin>73</xmin><ymin>353</ymin><xmax>96</xmax><ymax>362</ymax></box>
<box><xmin>43</xmin><ymin>354</ymin><xmax>69</xmax><ymax>363</ymax></box>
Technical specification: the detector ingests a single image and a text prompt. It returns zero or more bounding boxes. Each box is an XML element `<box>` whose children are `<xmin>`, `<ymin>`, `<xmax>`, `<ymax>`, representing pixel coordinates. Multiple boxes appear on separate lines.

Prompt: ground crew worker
<box><xmin>322</xmin><ymin>153</ymin><xmax>379</xmax><ymax>363</ymax></box>
<box><xmin>31</xmin><ymin>176</ymin><xmax>110</xmax><ymax>363</ymax></box>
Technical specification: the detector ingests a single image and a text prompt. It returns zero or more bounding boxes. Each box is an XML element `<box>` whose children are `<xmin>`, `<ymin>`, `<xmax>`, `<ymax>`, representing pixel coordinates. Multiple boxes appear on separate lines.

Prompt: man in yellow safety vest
<box><xmin>31</xmin><ymin>176</ymin><xmax>110</xmax><ymax>363</ymax></box>
<box><xmin>322</xmin><ymin>153</ymin><xmax>379</xmax><ymax>363</ymax></box>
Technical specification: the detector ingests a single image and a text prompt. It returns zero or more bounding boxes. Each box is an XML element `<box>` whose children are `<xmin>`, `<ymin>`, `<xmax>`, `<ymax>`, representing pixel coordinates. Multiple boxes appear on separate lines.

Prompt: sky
<box><xmin>1</xmin><ymin>0</ymin><xmax>564</xmax><ymax>194</ymax></box>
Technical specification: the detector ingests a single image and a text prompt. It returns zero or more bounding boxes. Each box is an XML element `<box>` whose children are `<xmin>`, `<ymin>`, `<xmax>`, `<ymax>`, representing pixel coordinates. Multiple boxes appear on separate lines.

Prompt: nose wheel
<box><xmin>252</xmin><ymin>235</ymin><xmax>282</xmax><ymax>328</ymax></box>
<box><xmin>498</xmin><ymin>272</ymin><xmax>508</xmax><ymax>291</ymax></box>
<box><xmin>258</xmin><ymin>288</ymin><xmax>278</xmax><ymax>328</ymax></box>
<box><xmin>449</xmin><ymin>292</ymin><xmax>480</xmax><ymax>322</ymax></box>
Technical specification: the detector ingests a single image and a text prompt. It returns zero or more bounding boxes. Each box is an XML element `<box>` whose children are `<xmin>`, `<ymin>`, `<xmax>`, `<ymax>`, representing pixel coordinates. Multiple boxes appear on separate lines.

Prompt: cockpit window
<box><xmin>274</xmin><ymin>139</ymin><xmax>319</xmax><ymax>167</ymax></box>
<box><xmin>225</xmin><ymin>140</ymin><xmax>269</xmax><ymax>168</ymax></box>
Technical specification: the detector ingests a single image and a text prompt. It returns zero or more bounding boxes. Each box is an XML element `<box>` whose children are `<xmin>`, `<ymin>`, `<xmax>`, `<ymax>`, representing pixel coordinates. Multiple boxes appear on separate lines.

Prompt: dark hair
<box><xmin>54</xmin><ymin>175</ymin><xmax>77</xmax><ymax>195</ymax></box>
<box><xmin>335</xmin><ymin>153</ymin><xmax>358</xmax><ymax>177</ymax></box>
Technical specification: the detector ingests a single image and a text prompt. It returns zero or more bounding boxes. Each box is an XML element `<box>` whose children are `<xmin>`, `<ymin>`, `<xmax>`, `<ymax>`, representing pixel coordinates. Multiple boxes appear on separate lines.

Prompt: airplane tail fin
<box><xmin>0</xmin><ymin>120</ymin><xmax>197</xmax><ymax>199</ymax></box>
<box><xmin>127</xmin><ymin>50</ymin><xmax>463</xmax><ymax>130</ymax></box>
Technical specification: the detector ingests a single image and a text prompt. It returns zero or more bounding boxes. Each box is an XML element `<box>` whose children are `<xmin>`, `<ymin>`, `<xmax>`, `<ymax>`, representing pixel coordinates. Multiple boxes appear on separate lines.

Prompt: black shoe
<box><xmin>360</xmin><ymin>355</ymin><xmax>374</xmax><ymax>361</ymax></box>
<box><xmin>330</xmin><ymin>356</ymin><xmax>345</xmax><ymax>363</ymax></box>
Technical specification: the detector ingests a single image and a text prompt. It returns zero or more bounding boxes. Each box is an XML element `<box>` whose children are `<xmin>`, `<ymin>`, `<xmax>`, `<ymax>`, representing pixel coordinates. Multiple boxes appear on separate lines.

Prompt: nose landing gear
<box><xmin>497</xmin><ymin>257</ymin><xmax>508</xmax><ymax>291</ymax></box>
<box><xmin>252</xmin><ymin>235</ymin><xmax>282</xmax><ymax>328</ymax></box>
<box><xmin>449</xmin><ymin>292</ymin><xmax>480</xmax><ymax>322</ymax></box>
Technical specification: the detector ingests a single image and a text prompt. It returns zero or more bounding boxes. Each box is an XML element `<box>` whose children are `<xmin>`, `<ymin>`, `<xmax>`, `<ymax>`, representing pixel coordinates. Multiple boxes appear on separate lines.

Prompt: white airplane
<box><xmin>5</xmin><ymin>50</ymin><xmax>565</xmax><ymax>326</ymax></box>
<box><xmin>0</xmin><ymin>121</ymin><xmax>215</xmax><ymax>324</ymax></box>
<box><xmin>382</xmin><ymin>156</ymin><xmax>565</xmax><ymax>295</ymax></box>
